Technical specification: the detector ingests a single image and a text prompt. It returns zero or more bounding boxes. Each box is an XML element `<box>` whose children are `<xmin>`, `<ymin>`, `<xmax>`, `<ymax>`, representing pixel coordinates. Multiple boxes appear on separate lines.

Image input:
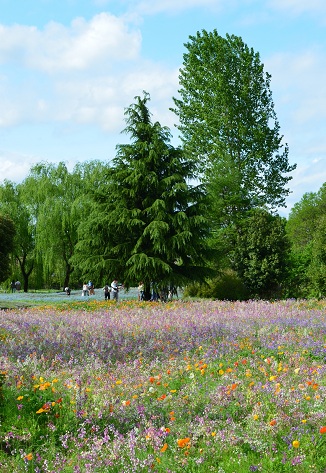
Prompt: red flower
<box><xmin>320</xmin><ymin>426</ymin><xmax>326</xmax><ymax>434</ymax></box>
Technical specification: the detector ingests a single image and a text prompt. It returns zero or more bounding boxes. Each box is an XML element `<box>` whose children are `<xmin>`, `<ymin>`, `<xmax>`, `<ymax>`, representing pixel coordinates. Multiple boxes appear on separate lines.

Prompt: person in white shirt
<box><xmin>111</xmin><ymin>279</ymin><xmax>119</xmax><ymax>301</ymax></box>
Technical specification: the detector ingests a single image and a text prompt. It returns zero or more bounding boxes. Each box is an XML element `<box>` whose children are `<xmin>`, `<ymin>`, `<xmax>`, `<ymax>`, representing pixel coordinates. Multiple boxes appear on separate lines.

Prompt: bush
<box><xmin>184</xmin><ymin>270</ymin><xmax>250</xmax><ymax>300</ymax></box>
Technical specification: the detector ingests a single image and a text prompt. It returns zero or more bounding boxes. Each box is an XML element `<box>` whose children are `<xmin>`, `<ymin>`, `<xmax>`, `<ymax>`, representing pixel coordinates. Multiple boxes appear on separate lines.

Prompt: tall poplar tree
<box><xmin>74</xmin><ymin>92</ymin><xmax>213</xmax><ymax>295</ymax></box>
<box><xmin>172</xmin><ymin>30</ymin><xmax>296</xmax><ymax>225</ymax></box>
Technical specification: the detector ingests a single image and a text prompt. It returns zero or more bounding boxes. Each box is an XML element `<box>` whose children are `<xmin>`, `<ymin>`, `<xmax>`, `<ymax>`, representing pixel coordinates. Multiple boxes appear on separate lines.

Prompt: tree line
<box><xmin>0</xmin><ymin>30</ymin><xmax>323</xmax><ymax>299</ymax></box>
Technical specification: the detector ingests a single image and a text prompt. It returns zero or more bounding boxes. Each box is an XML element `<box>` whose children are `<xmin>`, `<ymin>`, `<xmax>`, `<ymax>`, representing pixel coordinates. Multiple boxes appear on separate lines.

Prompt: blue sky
<box><xmin>0</xmin><ymin>0</ymin><xmax>326</xmax><ymax>216</ymax></box>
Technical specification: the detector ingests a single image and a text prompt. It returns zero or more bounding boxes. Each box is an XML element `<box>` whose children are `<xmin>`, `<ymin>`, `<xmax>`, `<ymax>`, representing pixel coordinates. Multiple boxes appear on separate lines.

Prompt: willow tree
<box><xmin>172</xmin><ymin>30</ymin><xmax>296</xmax><ymax>226</ymax></box>
<box><xmin>74</xmin><ymin>92</ymin><xmax>213</xmax><ymax>296</ymax></box>
<box><xmin>0</xmin><ymin>180</ymin><xmax>34</xmax><ymax>291</ymax></box>
<box><xmin>23</xmin><ymin>162</ymin><xmax>92</xmax><ymax>290</ymax></box>
<box><xmin>0</xmin><ymin>213</ymin><xmax>15</xmax><ymax>283</ymax></box>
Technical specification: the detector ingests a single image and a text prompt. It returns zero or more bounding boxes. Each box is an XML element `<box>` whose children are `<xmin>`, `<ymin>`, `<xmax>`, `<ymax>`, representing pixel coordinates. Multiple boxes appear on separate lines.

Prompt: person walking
<box><xmin>111</xmin><ymin>279</ymin><xmax>119</xmax><ymax>301</ymax></box>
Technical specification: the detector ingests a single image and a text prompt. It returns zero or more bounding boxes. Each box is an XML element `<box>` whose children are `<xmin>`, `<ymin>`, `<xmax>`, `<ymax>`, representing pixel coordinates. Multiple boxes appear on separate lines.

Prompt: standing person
<box><xmin>103</xmin><ymin>284</ymin><xmax>110</xmax><ymax>300</ymax></box>
<box><xmin>10</xmin><ymin>281</ymin><xmax>16</xmax><ymax>293</ymax></box>
<box><xmin>111</xmin><ymin>279</ymin><xmax>119</xmax><ymax>301</ymax></box>
<box><xmin>138</xmin><ymin>281</ymin><xmax>145</xmax><ymax>301</ymax></box>
<box><xmin>88</xmin><ymin>280</ymin><xmax>95</xmax><ymax>295</ymax></box>
<box><xmin>82</xmin><ymin>283</ymin><xmax>89</xmax><ymax>297</ymax></box>
<box><xmin>15</xmin><ymin>280</ymin><xmax>21</xmax><ymax>292</ymax></box>
<box><xmin>65</xmin><ymin>287</ymin><xmax>71</xmax><ymax>296</ymax></box>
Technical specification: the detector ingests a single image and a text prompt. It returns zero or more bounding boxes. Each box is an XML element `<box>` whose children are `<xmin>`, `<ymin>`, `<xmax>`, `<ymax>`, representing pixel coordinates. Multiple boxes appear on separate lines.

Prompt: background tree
<box><xmin>308</xmin><ymin>215</ymin><xmax>326</xmax><ymax>298</ymax></box>
<box><xmin>286</xmin><ymin>184</ymin><xmax>326</xmax><ymax>297</ymax></box>
<box><xmin>0</xmin><ymin>213</ymin><xmax>15</xmax><ymax>283</ymax></box>
<box><xmin>172</xmin><ymin>29</ymin><xmax>296</xmax><ymax>226</ymax></box>
<box><xmin>23</xmin><ymin>161</ymin><xmax>105</xmax><ymax>290</ymax></box>
<box><xmin>74</xmin><ymin>92</ymin><xmax>213</xmax><ymax>297</ymax></box>
<box><xmin>231</xmin><ymin>208</ymin><xmax>289</xmax><ymax>298</ymax></box>
<box><xmin>0</xmin><ymin>181</ymin><xmax>35</xmax><ymax>291</ymax></box>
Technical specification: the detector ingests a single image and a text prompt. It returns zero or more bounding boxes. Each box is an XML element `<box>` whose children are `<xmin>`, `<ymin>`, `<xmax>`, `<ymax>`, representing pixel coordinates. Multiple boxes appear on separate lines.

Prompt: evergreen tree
<box><xmin>74</xmin><ymin>92</ymin><xmax>213</xmax><ymax>296</ymax></box>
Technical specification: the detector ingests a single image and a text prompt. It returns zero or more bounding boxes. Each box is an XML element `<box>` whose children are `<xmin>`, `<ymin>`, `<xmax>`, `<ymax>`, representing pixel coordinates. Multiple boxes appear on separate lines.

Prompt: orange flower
<box><xmin>177</xmin><ymin>437</ymin><xmax>190</xmax><ymax>448</ymax></box>
<box><xmin>161</xmin><ymin>443</ymin><xmax>168</xmax><ymax>452</ymax></box>
<box><xmin>269</xmin><ymin>419</ymin><xmax>277</xmax><ymax>426</ymax></box>
<box><xmin>25</xmin><ymin>453</ymin><xmax>33</xmax><ymax>461</ymax></box>
<box><xmin>320</xmin><ymin>426</ymin><xmax>326</xmax><ymax>434</ymax></box>
<box><xmin>149</xmin><ymin>377</ymin><xmax>155</xmax><ymax>383</ymax></box>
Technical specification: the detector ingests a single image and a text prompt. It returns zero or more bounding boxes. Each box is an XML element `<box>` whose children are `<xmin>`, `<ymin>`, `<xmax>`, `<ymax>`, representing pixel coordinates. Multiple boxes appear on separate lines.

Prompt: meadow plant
<box><xmin>0</xmin><ymin>299</ymin><xmax>326</xmax><ymax>472</ymax></box>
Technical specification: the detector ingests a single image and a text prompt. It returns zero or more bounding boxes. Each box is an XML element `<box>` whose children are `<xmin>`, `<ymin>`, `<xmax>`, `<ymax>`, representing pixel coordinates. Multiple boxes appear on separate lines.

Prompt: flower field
<box><xmin>0</xmin><ymin>299</ymin><xmax>326</xmax><ymax>472</ymax></box>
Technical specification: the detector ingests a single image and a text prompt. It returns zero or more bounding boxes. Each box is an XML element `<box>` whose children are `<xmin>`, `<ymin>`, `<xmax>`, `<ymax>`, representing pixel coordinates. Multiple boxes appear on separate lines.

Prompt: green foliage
<box><xmin>307</xmin><ymin>215</ymin><xmax>326</xmax><ymax>298</ymax></box>
<box><xmin>184</xmin><ymin>269</ymin><xmax>249</xmax><ymax>300</ymax></box>
<box><xmin>232</xmin><ymin>208</ymin><xmax>289</xmax><ymax>298</ymax></box>
<box><xmin>0</xmin><ymin>181</ymin><xmax>35</xmax><ymax>290</ymax></box>
<box><xmin>286</xmin><ymin>184</ymin><xmax>326</xmax><ymax>298</ymax></box>
<box><xmin>172</xmin><ymin>29</ymin><xmax>296</xmax><ymax>226</ymax></box>
<box><xmin>0</xmin><ymin>213</ymin><xmax>15</xmax><ymax>283</ymax></box>
<box><xmin>74</xmin><ymin>92</ymin><xmax>214</xmax><ymax>292</ymax></box>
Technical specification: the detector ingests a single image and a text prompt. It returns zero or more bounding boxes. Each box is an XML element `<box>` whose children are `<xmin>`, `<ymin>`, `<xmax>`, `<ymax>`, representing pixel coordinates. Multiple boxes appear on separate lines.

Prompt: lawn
<box><xmin>0</xmin><ymin>299</ymin><xmax>325</xmax><ymax>472</ymax></box>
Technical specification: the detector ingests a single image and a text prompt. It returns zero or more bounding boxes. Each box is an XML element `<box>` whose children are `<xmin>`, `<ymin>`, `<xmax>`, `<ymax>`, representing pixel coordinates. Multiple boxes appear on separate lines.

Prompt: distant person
<box><xmin>10</xmin><ymin>281</ymin><xmax>16</xmax><ymax>293</ymax></box>
<box><xmin>102</xmin><ymin>284</ymin><xmax>110</xmax><ymax>300</ymax></box>
<box><xmin>88</xmin><ymin>280</ymin><xmax>95</xmax><ymax>295</ymax></box>
<box><xmin>65</xmin><ymin>287</ymin><xmax>71</xmax><ymax>296</ymax></box>
<box><xmin>138</xmin><ymin>281</ymin><xmax>145</xmax><ymax>301</ymax></box>
<box><xmin>15</xmin><ymin>280</ymin><xmax>21</xmax><ymax>292</ymax></box>
<box><xmin>111</xmin><ymin>279</ymin><xmax>119</xmax><ymax>301</ymax></box>
<box><xmin>82</xmin><ymin>283</ymin><xmax>89</xmax><ymax>297</ymax></box>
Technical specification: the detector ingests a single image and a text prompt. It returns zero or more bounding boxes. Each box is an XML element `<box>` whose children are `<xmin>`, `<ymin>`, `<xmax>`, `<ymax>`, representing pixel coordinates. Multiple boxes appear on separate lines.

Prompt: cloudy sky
<box><xmin>0</xmin><ymin>0</ymin><xmax>325</xmax><ymax>216</ymax></box>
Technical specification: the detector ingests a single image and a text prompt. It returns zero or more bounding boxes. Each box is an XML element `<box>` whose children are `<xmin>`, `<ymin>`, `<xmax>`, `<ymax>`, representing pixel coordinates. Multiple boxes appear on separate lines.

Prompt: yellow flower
<box><xmin>253</xmin><ymin>414</ymin><xmax>259</xmax><ymax>420</ymax></box>
<box><xmin>292</xmin><ymin>440</ymin><xmax>300</xmax><ymax>448</ymax></box>
<box><xmin>17</xmin><ymin>395</ymin><xmax>24</xmax><ymax>401</ymax></box>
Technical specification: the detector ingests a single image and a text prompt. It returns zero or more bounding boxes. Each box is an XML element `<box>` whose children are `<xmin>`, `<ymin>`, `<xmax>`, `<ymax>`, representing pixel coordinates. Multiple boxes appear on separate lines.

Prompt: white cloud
<box><xmin>0</xmin><ymin>13</ymin><xmax>142</xmax><ymax>73</ymax></box>
<box><xmin>0</xmin><ymin>11</ymin><xmax>178</xmax><ymax>131</ymax></box>
<box><xmin>0</xmin><ymin>153</ymin><xmax>36</xmax><ymax>184</ymax></box>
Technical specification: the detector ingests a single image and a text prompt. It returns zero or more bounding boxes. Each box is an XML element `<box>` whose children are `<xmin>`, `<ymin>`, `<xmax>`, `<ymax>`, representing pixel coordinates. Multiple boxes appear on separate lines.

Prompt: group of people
<box><xmin>81</xmin><ymin>280</ymin><xmax>95</xmax><ymax>297</ymax></box>
<box><xmin>10</xmin><ymin>280</ymin><xmax>21</xmax><ymax>292</ymax></box>
<box><xmin>102</xmin><ymin>279</ymin><xmax>120</xmax><ymax>301</ymax></box>
<box><xmin>137</xmin><ymin>282</ymin><xmax>178</xmax><ymax>302</ymax></box>
<box><xmin>72</xmin><ymin>280</ymin><xmax>177</xmax><ymax>302</ymax></box>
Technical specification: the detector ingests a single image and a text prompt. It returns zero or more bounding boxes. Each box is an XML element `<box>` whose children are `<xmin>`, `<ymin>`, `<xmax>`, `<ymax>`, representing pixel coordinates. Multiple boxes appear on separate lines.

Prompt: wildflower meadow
<box><xmin>0</xmin><ymin>298</ymin><xmax>326</xmax><ymax>472</ymax></box>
